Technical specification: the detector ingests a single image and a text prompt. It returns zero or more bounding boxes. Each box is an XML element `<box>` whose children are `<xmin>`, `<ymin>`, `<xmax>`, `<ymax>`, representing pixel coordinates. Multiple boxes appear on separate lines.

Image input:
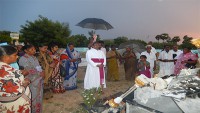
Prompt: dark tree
<box><xmin>155</xmin><ymin>35</ymin><xmax>161</xmax><ymax>43</ymax></box>
<box><xmin>0</xmin><ymin>31</ymin><xmax>12</xmax><ymax>43</ymax></box>
<box><xmin>171</xmin><ymin>36</ymin><xmax>180</xmax><ymax>44</ymax></box>
<box><xmin>114</xmin><ymin>36</ymin><xmax>128</xmax><ymax>46</ymax></box>
<box><xmin>67</xmin><ymin>34</ymin><xmax>89</xmax><ymax>47</ymax></box>
<box><xmin>180</xmin><ymin>35</ymin><xmax>197</xmax><ymax>49</ymax></box>
<box><xmin>160</xmin><ymin>33</ymin><xmax>170</xmax><ymax>43</ymax></box>
<box><xmin>20</xmin><ymin>15</ymin><xmax>71</xmax><ymax>47</ymax></box>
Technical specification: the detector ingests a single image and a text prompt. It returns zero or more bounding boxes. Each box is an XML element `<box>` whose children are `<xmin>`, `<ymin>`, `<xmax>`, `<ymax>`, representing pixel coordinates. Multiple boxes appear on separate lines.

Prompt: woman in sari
<box><xmin>174</xmin><ymin>47</ymin><xmax>198</xmax><ymax>75</ymax></box>
<box><xmin>36</xmin><ymin>43</ymin><xmax>54</xmax><ymax>85</ymax></box>
<box><xmin>0</xmin><ymin>45</ymin><xmax>31</xmax><ymax>113</ymax></box>
<box><xmin>18</xmin><ymin>45</ymin><xmax>44</xmax><ymax>113</ymax></box>
<box><xmin>60</xmin><ymin>43</ymin><xmax>81</xmax><ymax>90</ymax></box>
<box><xmin>107</xmin><ymin>45</ymin><xmax>120</xmax><ymax>81</ymax></box>
<box><xmin>36</xmin><ymin>43</ymin><xmax>54</xmax><ymax>99</ymax></box>
<box><xmin>48</xmin><ymin>42</ymin><xmax>65</xmax><ymax>93</ymax></box>
<box><xmin>122</xmin><ymin>46</ymin><xmax>137</xmax><ymax>81</ymax></box>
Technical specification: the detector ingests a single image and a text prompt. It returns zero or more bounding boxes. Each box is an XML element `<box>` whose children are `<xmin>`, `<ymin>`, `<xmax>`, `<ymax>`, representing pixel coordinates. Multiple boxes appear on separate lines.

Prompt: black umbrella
<box><xmin>76</xmin><ymin>18</ymin><xmax>113</xmax><ymax>30</ymax></box>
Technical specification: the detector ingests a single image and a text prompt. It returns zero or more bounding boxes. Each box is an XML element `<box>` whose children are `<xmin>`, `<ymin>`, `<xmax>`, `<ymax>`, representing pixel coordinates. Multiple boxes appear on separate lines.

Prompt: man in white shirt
<box><xmin>141</xmin><ymin>45</ymin><xmax>156</xmax><ymax>77</ymax></box>
<box><xmin>171</xmin><ymin>45</ymin><xmax>182</xmax><ymax>60</ymax></box>
<box><xmin>158</xmin><ymin>45</ymin><xmax>175</xmax><ymax>77</ymax></box>
<box><xmin>148</xmin><ymin>41</ymin><xmax>157</xmax><ymax>55</ymax></box>
<box><xmin>84</xmin><ymin>42</ymin><xmax>106</xmax><ymax>90</ymax></box>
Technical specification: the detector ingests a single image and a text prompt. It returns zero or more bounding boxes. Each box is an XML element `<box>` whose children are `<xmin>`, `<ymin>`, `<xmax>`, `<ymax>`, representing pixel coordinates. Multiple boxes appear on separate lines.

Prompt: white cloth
<box><xmin>141</xmin><ymin>51</ymin><xmax>156</xmax><ymax>77</ymax></box>
<box><xmin>171</xmin><ymin>50</ymin><xmax>183</xmax><ymax>59</ymax></box>
<box><xmin>84</xmin><ymin>48</ymin><xmax>106</xmax><ymax>89</ymax></box>
<box><xmin>158</xmin><ymin>50</ymin><xmax>175</xmax><ymax>77</ymax></box>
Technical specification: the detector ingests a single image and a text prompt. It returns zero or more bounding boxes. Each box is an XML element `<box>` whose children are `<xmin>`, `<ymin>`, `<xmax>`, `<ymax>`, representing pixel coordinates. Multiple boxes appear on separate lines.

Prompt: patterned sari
<box><xmin>0</xmin><ymin>62</ymin><xmax>31</xmax><ymax>113</ymax></box>
<box><xmin>48</xmin><ymin>50</ymin><xmax>65</xmax><ymax>93</ymax></box>
<box><xmin>60</xmin><ymin>46</ymin><xmax>80</xmax><ymax>90</ymax></box>
<box><xmin>174</xmin><ymin>52</ymin><xmax>198</xmax><ymax>75</ymax></box>
<box><xmin>36</xmin><ymin>52</ymin><xmax>53</xmax><ymax>84</ymax></box>
<box><xmin>18</xmin><ymin>54</ymin><xmax>43</xmax><ymax>113</ymax></box>
<box><xmin>36</xmin><ymin>52</ymin><xmax>54</xmax><ymax>98</ymax></box>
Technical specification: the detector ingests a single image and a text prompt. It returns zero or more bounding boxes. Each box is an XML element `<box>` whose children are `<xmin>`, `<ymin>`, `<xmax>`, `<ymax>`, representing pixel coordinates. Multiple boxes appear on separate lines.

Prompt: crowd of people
<box><xmin>0</xmin><ymin>39</ymin><xmax>199</xmax><ymax>112</ymax></box>
<box><xmin>0</xmin><ymin>42</ymin><xmax>81</xmax><ymax>113</ymax></box>
<box><xmin>84</xmin><ymin>40</ymin><xmax>199</xmax><ymax>92</ymax></box>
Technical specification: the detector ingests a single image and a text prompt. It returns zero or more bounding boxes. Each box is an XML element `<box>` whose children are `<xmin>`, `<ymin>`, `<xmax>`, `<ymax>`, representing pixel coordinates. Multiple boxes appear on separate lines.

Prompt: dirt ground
<box><xmin>42</xmin><ymin>58</ymin><xmax>200</xmax><ymax>113</ymax></box>
<box><xmin>43</xmin><ymin>65</ymin><xmax>134</xmax><ymax>113</ymax></box>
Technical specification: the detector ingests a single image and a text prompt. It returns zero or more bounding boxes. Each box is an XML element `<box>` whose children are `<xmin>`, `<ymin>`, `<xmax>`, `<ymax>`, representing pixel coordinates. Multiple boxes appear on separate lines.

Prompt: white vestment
<box><xmin>141</xmin><ymin>51</ymin><xmax>156</xmax><ymax>77</ymax></box>
<box><xmin>158</xmin><ymin>50</ymin><xmax>175</xmax><ymax>77</ymax></box>
<box><xmin>84</xmin><ymin>48</ymin><xmax>106</xmax><ymax>89</ymax></box>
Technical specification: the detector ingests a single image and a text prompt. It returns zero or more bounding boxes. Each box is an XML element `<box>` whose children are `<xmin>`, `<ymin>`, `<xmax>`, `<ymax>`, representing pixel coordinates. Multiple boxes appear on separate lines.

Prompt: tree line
<box><xmin>153</xmin><ymin>33</ymin><xmax>196</xmax><ymax>49</ymax></box>
<box><xmin>0</xmin><ymin>15</ymin><xmax>197</xmax><ymax>49</ymax></box>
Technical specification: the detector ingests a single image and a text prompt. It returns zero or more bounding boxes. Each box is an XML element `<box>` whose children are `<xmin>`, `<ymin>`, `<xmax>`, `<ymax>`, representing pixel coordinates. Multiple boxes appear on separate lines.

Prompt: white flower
<box><xmin>90</xmin><ymin>94</ymin><xmax>93</xmax><ymax>95</ymax></box>
<box><xmin>86</xmin><ymin>98</ymin><xmax>89</xmax><ymax>100</ymax></box>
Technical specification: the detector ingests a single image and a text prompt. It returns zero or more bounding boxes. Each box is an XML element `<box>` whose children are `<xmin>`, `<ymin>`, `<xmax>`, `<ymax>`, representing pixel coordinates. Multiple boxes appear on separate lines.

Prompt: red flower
<box><xmin>6</xmin><ymin>109</ymin><xmax>15</xmax><ymax>113</ymax></box>
<box><xmin>2</xmin><ymin>81</ymin><xmax>19</xmax><ymax>93</ymax></box>
<box><xmin>2</xmin><ymin>93</ymin><xmax>7</xmax><ymax>97</ymax></box>
<box><xmin>2</xmin><ymin>65</ymin><xmax>14</xmax><ymax>72</ymax></box>
<box><xmin>36</xmin><ymin>103</ymin><xmax>41</xmax><ymax>107</ymax></box>
<box><xmin>25</xmin><ymin>108</ymin><xmax>30</xmax><ymax>113</ymax></box>
<box><xmin>17</xmin><ymin>105</ymin><xmax>25</xmax><ymax>113</ymax></box>
<box><xmin>0</xmin><ymin>68</ymin><xmax>9</xmax><ymax>78</ymax></box>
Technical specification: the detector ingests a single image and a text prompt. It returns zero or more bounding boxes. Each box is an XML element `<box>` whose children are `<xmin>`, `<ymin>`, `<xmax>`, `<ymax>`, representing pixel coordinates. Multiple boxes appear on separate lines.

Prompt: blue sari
<box><xmin>61</xmin><ymin>45</ymin><xmax>80</xmax><ymax>90</ymax></box>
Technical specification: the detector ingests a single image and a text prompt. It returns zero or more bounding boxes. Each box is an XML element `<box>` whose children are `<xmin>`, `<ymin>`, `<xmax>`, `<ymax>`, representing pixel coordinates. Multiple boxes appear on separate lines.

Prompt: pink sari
<box><xmin>139</xmin><ymin>67</ymin><xmax>151</xmax><ymax>78</ymax></box>
<box><xmin>174</xmin><ymin>52</ymin><xmax>198</xmax><ymax>75</ymax></box>
<box><xmin>91</xmin><ymin>58</ymin><xmax>104</xmax><ymax>85</ymax></box>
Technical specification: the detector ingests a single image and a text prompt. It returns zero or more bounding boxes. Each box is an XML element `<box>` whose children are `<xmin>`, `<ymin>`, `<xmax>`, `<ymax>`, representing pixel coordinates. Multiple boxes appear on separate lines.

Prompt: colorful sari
<box><xmin>36</xmin><ymin>52</ymin><xmax>53</xmax><ymax>84</ymax></box>
<box><xmin>174</xmin><ymin>52</ymin><xmax>198</xmax><ymax>75</ymax></box>
<box><xmin>48</xmin><ymin>50</ymin><xmax>65</xmax><ymax>93</ymax></box>
<box><xmin>60</xmin><ymin>46</ymin><xmax>80</xmax><ymax>90</ymax></box>
<box><xmin>18</xmin><ymin>54</ymin><xmax>43</xmax><ymax>113</ymax></box>
<box><xmin>0</xmin><ymin>62</ymin><xmax>31</xmax><ymax>113</ymax></box>
<box><xmin>36</xmin><ymin>52</ymin><xmax>54</xmax><ymax>98</ymax></box>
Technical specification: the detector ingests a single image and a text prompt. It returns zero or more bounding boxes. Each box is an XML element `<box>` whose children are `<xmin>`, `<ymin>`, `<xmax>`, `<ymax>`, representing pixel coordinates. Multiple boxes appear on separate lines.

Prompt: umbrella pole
<box><xmin>88</xmin><ymin>30</ymin><xmax>97</xmax><ymax>48</ymax></box>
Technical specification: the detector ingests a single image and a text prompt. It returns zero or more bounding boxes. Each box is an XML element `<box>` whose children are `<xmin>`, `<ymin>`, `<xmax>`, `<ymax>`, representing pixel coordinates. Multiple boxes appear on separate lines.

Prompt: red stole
<box><xmin>91</xmin><ymin>58</ymin><xmax>104</xmax><ymax>85</ymax></box>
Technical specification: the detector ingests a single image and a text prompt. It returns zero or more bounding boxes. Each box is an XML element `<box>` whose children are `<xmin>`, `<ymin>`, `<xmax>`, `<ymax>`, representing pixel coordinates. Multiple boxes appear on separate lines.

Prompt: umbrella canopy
<box><xmin>76</xmin><ymin>18</ymin><xmax>113</xmax><ymax>30</ymax></box>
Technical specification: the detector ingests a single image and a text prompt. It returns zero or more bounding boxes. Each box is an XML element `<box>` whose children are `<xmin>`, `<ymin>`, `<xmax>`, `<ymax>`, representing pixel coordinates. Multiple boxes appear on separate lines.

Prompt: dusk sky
<box><xmin>0</xmin><ymin>0</ymin><xmax>200</xmax><ymax>42</ymax></box>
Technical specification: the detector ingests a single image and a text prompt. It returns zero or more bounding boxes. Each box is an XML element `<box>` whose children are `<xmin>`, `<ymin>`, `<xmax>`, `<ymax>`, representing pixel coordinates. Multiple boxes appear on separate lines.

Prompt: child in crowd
<box><xmin>137</xmin><ymin>55</ymin><xmax>151</xmax><ymax>78</ymax></box>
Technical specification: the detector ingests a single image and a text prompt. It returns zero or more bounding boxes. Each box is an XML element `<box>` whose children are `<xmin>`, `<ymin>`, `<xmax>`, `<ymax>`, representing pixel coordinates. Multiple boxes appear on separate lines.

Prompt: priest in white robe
<box><xmin>158</xmin><ymin>45</ymin><xmax>175</xmax><ymax>77</ymax></box>
<box><xmin>84</xmin><ymin>42</ymin><xmax>106</xmax><ymax>90</ymax></box>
